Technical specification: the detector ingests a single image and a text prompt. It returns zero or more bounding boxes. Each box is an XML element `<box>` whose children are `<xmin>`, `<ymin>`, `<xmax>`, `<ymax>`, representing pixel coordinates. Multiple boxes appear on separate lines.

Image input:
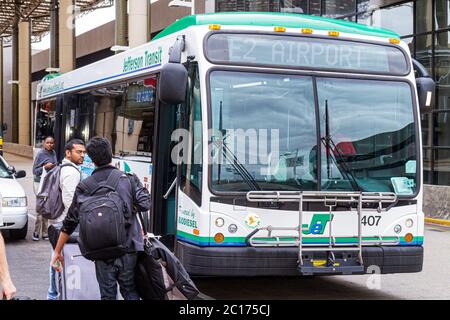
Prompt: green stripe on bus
<box><xmin>177</xmin><ymin>230</ymin><xmax>423</xmax><ymax>244</ymax></box>
<box><xmin>177</xmin><ymin>230</ymin><xmax>246</xmax><ymax>242</ymax></box>
<box><xmin>153</xmin><ymin>12</ymin><xmax>399</xmax><ymax>41</ymax></box>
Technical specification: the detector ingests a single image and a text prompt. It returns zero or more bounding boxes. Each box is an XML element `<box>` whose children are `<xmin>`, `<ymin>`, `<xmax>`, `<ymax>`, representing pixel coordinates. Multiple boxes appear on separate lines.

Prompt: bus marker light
<box><xmin>389</xmin><ymin>38</ymin><xmax>400</xmax><ymax>44</ymax></box>
<box><xmin>193</xmin><ymin>229</ymin><xmax>200</xmax><ymax>236</ymax></box>
<box><xmin>405</xmin><ymin>219</ymin><xmax>414</xmax><ymax>228</ymax></box>
<box><xmin>301</xmin><ymin>28</ymin><xmax>313</xmax><ymax>34</ymax></box>
<box><xmin>215</xmin><ymin>218</ymin><xmax>225</xmax><ymax>227</ymax></box>
<box><xmin>209</xmin><ymin>24</ymin><xmax>221</xmax><ymax>30</ymax></box>
<box><xmin>328</xmin><ymin>31</ymin><xmax>340</xmax><ymax>37</ymax></box>
<box><xmin>214</xmin><ymin>233</ymin><xmax>224</xmax><ymax>243</ymax></box>
<box><xmin>228</xmin><ymin>224</ymin><xmax>238</xmax><ymax>234</ymax></box>
<box><xmin>404</xmin><ymin>233</ymin><xmax>414</xmax><ymax>243</ymax></box>
<box><xmin>394</xmin><ymin>224</ymin><xmax>402</xmax><ymax>234</ymax></box>
<box><xmin>274</xmin><ymin>26</ymin><xmax>286</xmax><ymax>32</ymax></box>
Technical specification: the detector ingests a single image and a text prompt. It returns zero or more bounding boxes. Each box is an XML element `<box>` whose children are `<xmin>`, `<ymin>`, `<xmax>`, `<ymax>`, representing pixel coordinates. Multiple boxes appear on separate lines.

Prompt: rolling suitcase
<box><xmin>58</xmin><ymin>243</ymin><xmax>102</xmax><ymax>300</ymax></box>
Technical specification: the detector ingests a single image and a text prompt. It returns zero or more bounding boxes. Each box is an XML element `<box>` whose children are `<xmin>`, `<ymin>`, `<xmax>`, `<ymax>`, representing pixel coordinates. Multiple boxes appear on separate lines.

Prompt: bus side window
<box><xmin>35</xmin><ymin>100</ymin><xmax>57</xmax><ymax>148</ymax></box>
<box><xmin>181</xmin><ymin>65</ymin><xmax>202</xmax><ymax>206</ymax></box>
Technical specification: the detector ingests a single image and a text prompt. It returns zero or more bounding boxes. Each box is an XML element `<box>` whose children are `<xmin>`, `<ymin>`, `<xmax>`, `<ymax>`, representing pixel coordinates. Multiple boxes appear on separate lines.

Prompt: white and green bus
<box><xmin>35</xmin><ymin>12</ymin><xmax>434</xmax><ymax>280</ymax></box>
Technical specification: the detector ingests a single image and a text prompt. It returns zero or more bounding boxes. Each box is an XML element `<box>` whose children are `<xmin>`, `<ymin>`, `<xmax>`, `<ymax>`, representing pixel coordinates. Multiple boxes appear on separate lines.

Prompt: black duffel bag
<box><xmin>135</xmin><ymin>214</ymin><xmax>199</xmax><ymax>300</ymax></box>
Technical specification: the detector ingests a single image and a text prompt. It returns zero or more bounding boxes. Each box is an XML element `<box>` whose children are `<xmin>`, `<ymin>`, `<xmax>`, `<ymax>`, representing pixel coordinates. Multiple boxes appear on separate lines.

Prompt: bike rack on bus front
<box><xmin>245</xmin><ymin>191</ymin><xmax>398</xmax><ymax>275</ymax></box>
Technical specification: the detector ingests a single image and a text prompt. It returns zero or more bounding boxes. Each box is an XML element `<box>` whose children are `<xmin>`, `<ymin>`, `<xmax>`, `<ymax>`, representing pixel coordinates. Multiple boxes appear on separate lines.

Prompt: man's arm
<box><xmin>52</xmin><ymin>186</ymin><xmax>82</xmax><ymax>271</ymax></box>
<box><xmin>32</xmin><ymin>152</ymin><xmax>44</xmax><ymax>177</ymax></box>
<box><xmin>51</xmin><ymin>232</ymin><xmax>71</xmax><ymax>272</ymax></box>
<box><xmin>130</xmin><ymin>174</ymin><xmax>151</xmax><ymax>212</ymax></box>
<box><xmin>0</xmin><ymin>233</ymin><xmax>16</xmax><ymax>300</ymax></box>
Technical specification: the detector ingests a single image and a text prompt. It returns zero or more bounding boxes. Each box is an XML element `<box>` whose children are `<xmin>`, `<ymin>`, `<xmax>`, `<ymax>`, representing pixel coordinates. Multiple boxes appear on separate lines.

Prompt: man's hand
<box><xmin>43</xmin><ymin>163</ymin><xmax>55</xmax><ymax>171</ymax></box>
<box><xmin>1</xmin><ymin>278</ymin><xmax>16</xmax><ymax>300</ymax></box>
<box><xmin>51</xmin><ymin>251</ymin><xmax>64</xmax><ymax>273</ymax></box>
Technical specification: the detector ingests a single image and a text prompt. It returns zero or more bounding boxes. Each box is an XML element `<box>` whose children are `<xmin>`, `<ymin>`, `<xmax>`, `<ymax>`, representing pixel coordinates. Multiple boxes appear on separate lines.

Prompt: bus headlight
<box><xmin>228</xmin><ymin>224</ymin><xmax>238</xmax><ymax>234</ymax></box>
<box><xmin>215</xmin><ymin>218</ymin><xmax>225</xmax><ymax>228</ymax></box>
<box><xmin>2</xmin><ymin>197</ymin><xmax>27</xmax><ymax>207</ymax></box>
<box><xmin>405</xmin><ymin>219</ymin><xmax>414</xmax><ymax>228</ymax></box>
<box><xmin>394</xmin><ymin>224</ymin><xmax>402</xmax><ymax>234</ymax></box>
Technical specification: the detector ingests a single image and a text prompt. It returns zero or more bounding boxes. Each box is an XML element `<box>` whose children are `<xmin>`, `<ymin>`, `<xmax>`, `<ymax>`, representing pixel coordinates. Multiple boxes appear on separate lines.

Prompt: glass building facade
<box><xmin>212</xmin><ymin>0</ymin><xmax>450</xmax><ymax>186</ymax></box>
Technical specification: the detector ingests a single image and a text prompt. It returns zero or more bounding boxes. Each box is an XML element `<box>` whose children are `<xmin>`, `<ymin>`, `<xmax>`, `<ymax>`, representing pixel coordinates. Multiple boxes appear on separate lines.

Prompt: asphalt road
<box><xmin>1</xmin><ymin>153</ymin><xmax>449</xmax><ymax>300</ymax></box>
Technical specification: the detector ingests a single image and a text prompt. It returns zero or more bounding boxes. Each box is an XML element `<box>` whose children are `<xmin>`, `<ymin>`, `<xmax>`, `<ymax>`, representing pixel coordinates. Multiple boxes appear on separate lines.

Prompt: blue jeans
<box><xmin>94</xmin><ymin>252</ymin><xmax>140</xmax><ymax>300</ymax></box>
<box><xmin>47</xmin><ymin>251</ymin><xmax>58</xmax><ymax>300</ymax></box>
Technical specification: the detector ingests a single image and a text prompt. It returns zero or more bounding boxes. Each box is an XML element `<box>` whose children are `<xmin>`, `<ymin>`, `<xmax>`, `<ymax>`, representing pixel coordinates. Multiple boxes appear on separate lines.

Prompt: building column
<box><xmin>59</xmin><ymin>0</ymin><xmax>75</xmax><ymax>72</ymax></box>
<box><xmin>115</xmin><ymin>0</ymin><xmax>128</xmax><ymax>48</ymax></box>
<box><xmin>11</xmin><ymin>24</ymin><xmax>19</xmax><ymax>143</ymax></box>
<box><xmin>129</xmin><ymin>0</ymin><xmax>150</xmax><ymax>48</ymax></box>
<box><xmin>50</xmin><ymin>0</ymin><xmax>60</xmax><ymax>69</ymax></box>
<box><xmin>18</xmin><ymin>20</ymin><xmax>31</xmax><ymax>146</ymax></box>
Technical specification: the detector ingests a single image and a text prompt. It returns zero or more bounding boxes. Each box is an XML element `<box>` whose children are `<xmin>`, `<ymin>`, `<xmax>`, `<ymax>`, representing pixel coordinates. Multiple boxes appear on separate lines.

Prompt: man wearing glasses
<box><xmin>47</xmin><ymin>139</ymin><xmax>86</xmax><ymax>300</ymax></box>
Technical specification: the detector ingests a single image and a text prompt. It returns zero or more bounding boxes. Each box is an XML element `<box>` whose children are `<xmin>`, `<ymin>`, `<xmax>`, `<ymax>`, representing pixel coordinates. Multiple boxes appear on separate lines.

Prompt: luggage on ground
<box><xmin>135</xmin><ymin>214</ymin><xmax>199</xmax><ymax>300</ymax></box>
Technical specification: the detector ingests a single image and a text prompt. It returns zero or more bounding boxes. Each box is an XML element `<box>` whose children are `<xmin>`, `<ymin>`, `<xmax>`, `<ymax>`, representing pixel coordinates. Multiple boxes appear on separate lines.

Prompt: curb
<box><xmin>425</xmin><ymin>217</ymin><xmax>450</xmax><ymax>227</ymax></box>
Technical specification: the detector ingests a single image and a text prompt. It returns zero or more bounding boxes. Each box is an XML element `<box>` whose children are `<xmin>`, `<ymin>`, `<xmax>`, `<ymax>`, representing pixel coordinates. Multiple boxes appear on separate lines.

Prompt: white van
<box><xmin>0</xmin><ymin>156</ymin><xmax>28</xmax><ymax>239</ymax></box>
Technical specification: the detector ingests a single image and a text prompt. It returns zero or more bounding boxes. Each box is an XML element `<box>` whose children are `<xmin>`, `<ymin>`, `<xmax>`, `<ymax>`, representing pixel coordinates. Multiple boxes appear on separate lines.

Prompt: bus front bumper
<box><xmin>176</xmin><ymin>241</ymin><xmax>423</xmax><ymax>276</ymax></box>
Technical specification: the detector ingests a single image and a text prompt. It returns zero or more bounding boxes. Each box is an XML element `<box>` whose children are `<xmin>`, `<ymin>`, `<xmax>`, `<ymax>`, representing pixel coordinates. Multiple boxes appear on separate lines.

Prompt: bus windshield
<box><xmin>210</xmin><ymin>71</ymin><xmax>417</xmax><ymax>195</ymax></box>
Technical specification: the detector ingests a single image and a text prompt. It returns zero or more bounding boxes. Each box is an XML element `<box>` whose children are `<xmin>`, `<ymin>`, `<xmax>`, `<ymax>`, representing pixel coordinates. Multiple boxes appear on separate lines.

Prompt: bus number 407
<box><xmin>361</xmin><ymin>216</ymin><xmax>381</xmax><ymax>226</ymax></box>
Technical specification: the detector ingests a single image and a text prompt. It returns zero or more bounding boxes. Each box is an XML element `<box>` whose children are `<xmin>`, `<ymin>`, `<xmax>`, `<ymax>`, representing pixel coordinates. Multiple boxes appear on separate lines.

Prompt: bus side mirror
<box><xmin>159</xmin><ymin>63</ymin><xmax>188</xmax><ymax>105</ymax></box>
<box><xmin>416</xmin><ymin>77</ymin><xmax>435</xmax><ymax>112</ymax></box>
<box><xmin>412</xmin><ymin>58</ymin><xmax>435</xmax><ymax>112</ymax></box>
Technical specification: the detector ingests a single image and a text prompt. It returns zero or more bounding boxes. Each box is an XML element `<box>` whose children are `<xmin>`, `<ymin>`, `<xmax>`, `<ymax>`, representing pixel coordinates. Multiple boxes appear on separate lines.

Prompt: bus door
<box><xmin>151</xmin><ymin>95</ymin><xmax>179</xmax><ymax>250</ymax></box>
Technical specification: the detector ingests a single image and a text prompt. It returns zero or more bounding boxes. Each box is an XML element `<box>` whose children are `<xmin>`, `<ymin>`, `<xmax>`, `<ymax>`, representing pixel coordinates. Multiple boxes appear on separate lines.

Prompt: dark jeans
<box><xmin>94</xmin><ymin>252</ymin><xmax>140</xmax><ymax>300</ymax></box>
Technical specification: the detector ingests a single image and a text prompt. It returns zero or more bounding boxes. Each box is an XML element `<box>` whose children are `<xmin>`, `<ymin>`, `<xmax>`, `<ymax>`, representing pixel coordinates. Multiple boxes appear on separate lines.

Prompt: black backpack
<box><xmin>77</xmin><ymin>170</ymin><xmax>131</xmax><ymax>261</ymax></box>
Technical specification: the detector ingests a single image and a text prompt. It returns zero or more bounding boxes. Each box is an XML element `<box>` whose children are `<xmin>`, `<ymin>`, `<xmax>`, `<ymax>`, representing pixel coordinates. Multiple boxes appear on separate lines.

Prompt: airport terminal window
<box><xmin>280</xmin><ymin>0</ymin><xmax>308</xmax><ymax>14</ymax></box>
<box><xmin>436</xmin><ymin>0</ymin><xmax>450</xmax><ymax>30</ymax></box>
<box><xmin>415</xmin><ymin>34</ymin><xmax>433</xmax><ymax>74</ymax></box>
<box><xmin>310</xmin><ymin>0</ymin><xmax>321</xmax><ymax>14</ymax></box>
<box><xmin>421</xmin><ymin>113</ymin><xmax>432</xmax><ymax>147</ymax></box>
<box><xmin>423</xmin><ymin>148</ymin><xmax>432</xmax><ymax>184</ymax></box>
<box><xmin>435</xmin><ymin>149</ymin><xmax>450</xmax><ymax>184</ymax></box>
<box><xmin>322</xmin><ymin>0</ymin><xmax>356</xmax><ymax>18</ymax></box>
<box><xmin>35</xmin><ymin>100</ymin><xmax>56</xmax><ymax>148</ymax></box>
<box><xmin>358</xmin><ymin>2</ymin><xmax>414</xmax><ymax>37</ymax></box>
<box><xmin>434</xmin><ymin>112</ymin><xmax>450</xmax><ymax>147</ymax></box>
<box><xmin>416</xmin><ymin>0</ymin><xmax>432</xmax><ymax>34</ymax></box>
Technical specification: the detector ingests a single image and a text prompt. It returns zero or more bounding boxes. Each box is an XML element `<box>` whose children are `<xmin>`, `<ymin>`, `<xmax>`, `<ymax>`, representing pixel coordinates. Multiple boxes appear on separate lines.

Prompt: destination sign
<box><xmin>206</xmin><ymin>33</ymin><xmax>408</xmax><ymax>74</ymax></box>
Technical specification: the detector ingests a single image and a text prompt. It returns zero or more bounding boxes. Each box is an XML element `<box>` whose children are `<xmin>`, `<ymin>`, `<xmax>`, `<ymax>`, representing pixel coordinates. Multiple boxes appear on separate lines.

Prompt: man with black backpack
<box><xmin>51</xmin><ymin>137</ymin><xmax>150</xmax><ymax>300</ymax></box>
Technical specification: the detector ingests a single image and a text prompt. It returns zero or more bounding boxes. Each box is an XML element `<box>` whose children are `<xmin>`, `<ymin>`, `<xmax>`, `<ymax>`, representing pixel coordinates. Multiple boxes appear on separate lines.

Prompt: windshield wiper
<box><xmin>322</xmin><ymin>101</ymin><xmax>361</xmax><ymax>192</ymax></box>
<box><xmin>213</xmin><ymin>134</ymin><xmax>262</xmax><ymax>191</ymax></box>
<box><xmin>215</xmin><ymin>101</ymin><xmax>261</xmax><ymax>191</ymax></box>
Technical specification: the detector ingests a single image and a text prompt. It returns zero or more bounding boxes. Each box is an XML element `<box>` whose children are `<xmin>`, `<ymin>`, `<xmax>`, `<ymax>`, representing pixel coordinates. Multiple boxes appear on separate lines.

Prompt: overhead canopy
<box><xmin>0</xmin><ymin>0</ymin><xmax>113</xmax><ymax>39</ymax></box>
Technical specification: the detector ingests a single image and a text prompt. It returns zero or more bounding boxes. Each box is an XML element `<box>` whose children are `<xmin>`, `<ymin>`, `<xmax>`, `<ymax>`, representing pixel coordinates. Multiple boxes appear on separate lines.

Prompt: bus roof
<box><xmin>153</xmin><ymin>12</ymin><xmax>400</xmax><ymax>41</ymax></box>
